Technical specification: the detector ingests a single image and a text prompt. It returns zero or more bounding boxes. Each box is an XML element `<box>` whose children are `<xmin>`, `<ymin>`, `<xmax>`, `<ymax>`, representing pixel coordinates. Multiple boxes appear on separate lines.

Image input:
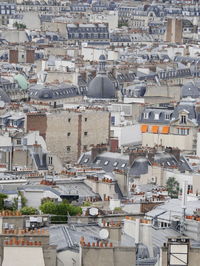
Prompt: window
<box><xmin>143</xmin><ymin>112</ymin><xmax>149</xmax><ymax>119</ymax></box>
<box><xmin>96</xmin><ymin>159</ymin><xmax>101</xmax><ymax>165</ymax></box>
<box><xmin>104</xmin><ymin>161</ymin><xmax>109</xmax><ymax>165</ymax></box>
<box><xmin>48</xmin><ymin>156</ymin><xmax>53</xmax><ymax>165</ymax></box>
<box><xmin>181</xmin><ymin>115</ymin><xmax>186</xmax><ymax>124</ymax></box>
<box><xmin>16</xmin><ymin>139</ymin><xmax>21</xmax><ymax>145</ymax></box>
<box><xmin>165</xmin><ymin>114</ymin><xmax>170</xmax><ymax>120</ymax></box>
<box><xmin>84</xmin><ymin>131</ymin><xmax>88</xmax><ymax>136</ymax></box>
<box><xmin>121</xmin><ymin>163</ymin><xmax>126</xmax><ymax>168</ymax></box>
<box><xmin>154</xmin><ymin>113</ymin><xmax>159</xmax><ymax>120</ymax></box>
<box><xmin>113</xmin><ymin>162</ymin><xmax>118</xmax><ymax>167</ymax></box>
<box><xmin>66</xmin><ymin>146</ymin><xmax>71</xmax><ymax>152</ymax></box>
<box><xmin>83</xmin><ymin>158</ymin><xmax>89</xmax><ymax>163</ymax></box>
<box><xmin>111</xmin><ymin>116</ymin><xmax>115</xmax><ymax>125</ymax></box>
<box><xmin>68</xmin><ymin>118</ymin><xmax>71</xmax><ymax>122</ymax></box>
<box><xmin>85</xmin><ymin>118</ymin><xmax>87</xmax><ymax>122</ymax></box>
<box><xmin>67</xmin><ymin>132</ymin><xmax>71</xmax><ymax>136</ymax></box>
<box><xmin>177</xmin><ymin>128</ymin><xmax>189</xmax><ymax>135</ymax></box>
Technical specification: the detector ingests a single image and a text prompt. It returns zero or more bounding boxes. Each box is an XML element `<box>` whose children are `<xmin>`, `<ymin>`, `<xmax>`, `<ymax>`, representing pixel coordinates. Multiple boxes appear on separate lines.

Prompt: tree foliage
<box><xmin>166</xmin><ymin>177</ymin><xmax>180</xmax><ymax>198</ymax></box>
<box><xmin>13</xmin><ymin>22</ymin><xmax>26</xmax><ymax>30</ymax></box>
<box><xmin>13</xmin><ymin>191</ymin><xmax>27</xmax><ymax>210</ymax></box>
<box><xmin>21</xmin><ymin>206</ymin><xmax>38</xmax><ymax>215</ymax></box>
<box><xmin>40</xmin><ymin>200</ymin><xmax>82</xmax><ymax>223</ymax></box>
<box><xmin>0</xmin><ymin>193</ymin><xmax>8</xmax><ymax>210</ymax></box>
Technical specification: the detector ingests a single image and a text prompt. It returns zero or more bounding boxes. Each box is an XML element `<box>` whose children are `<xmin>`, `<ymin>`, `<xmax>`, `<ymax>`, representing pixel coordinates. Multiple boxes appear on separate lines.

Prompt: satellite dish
<box><xmin>99</xmin><ymin>229</ymin><xmax>109</xmax><ymax>240</ymax></box>
<box><xmin>89</xmin><ymin>207</ymin><xmax>98</xmax><ymax>216</ymax></box>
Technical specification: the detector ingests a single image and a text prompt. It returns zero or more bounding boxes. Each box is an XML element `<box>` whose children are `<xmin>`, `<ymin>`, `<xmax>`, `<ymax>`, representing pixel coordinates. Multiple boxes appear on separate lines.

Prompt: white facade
<box><xmin>89</xmin><ymin>11</ymin><xmax>118</xmax><ymax>31</ymax></box>
<box><xmin>111</xmin><ymin>124</ymin><xmax>142</xmax><ymax>147</ymax></box>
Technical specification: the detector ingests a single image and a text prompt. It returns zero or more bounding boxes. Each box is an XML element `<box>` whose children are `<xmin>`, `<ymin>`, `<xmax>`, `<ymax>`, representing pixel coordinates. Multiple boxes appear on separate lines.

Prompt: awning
<box><xmin>152</xmin><ymin>126</ymin><xmax>159</xmax><ymax>133</ymax></box>
<box><xmin>161</xmin><ymin>126</ymin><xmax>169</xmax><ymax>134</ymax></box>
<box><xmin>141</xmin><ymin>125</ymin><xmax>148</xmax><ymax>133</ymax></box>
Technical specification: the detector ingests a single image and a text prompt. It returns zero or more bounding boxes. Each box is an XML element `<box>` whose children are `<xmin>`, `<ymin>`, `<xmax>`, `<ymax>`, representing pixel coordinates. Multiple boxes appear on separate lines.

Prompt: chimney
<box><xmin>147</xmin><ymin>149</ymin><xmax>156</xmax><ymax>163</ymax></box>
<box><xmin>91</xmin><ymin>144</ymin><xmax>107</xmax><ymax>162</ymax></box>
<box><xmin>103</xmin><ymin>222</ymin><xmax>122</xmax><ymax>243</ymax></box>
<box><xmin>135</xmin><ymin>219</ymin><xmax>140</xmax><ymax>244</ymax></box>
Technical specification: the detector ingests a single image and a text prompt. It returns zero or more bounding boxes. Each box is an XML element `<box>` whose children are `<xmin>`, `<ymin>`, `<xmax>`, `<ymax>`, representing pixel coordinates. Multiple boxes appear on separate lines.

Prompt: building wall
<box><xmin>142</xmin><ymin>132</ymin><xmax>194</xmax><ymax>151</ymax></box>
<box><xmin>81</xmin><ymin>246</ymin><xmax>136</xmax><ymax>266</ymax></box>
<box><xmin>164</xmin><ymin>18</ymin><xmax>183</xmax><ymax>43</ymax></box>
<box><xmin>45</xmin><ymin>110</ymin><xmax>110</xmax><ymax>164</ymax></box>
<box><xmin>26</xmin><ymin>113</ymin><xmax>47</xmax><ymax>140</ymax></box>
<box><xmin>84</xmin><ymin>179</ymin><xmax>117</xmax><ymax>200</ymax></box>
<box><xmin>123</xmin><ymin>219</ymin><xmax>153</xmax><ymax>256</ymax></box>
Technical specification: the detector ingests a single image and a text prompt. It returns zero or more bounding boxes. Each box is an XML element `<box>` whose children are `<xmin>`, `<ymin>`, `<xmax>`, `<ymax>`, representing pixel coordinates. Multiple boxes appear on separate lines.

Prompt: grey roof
<box><xmin>79</xmin><ymin>150</ymin><xmax>193</xmax><ymax>178</ymax></box>
<box><xmin>29</xmin><ymin>83</ymin><xmax>80</xmax><ymax>100</ymax></box>
<box><xmin>0</xmin><ymin>88</ymin><xmax>11</xmax><ymax>103</ymax></box>
<box><xmin>181</xmin><ymin>81</ymin><xmax>200</xmax><ymax>99</ymax></box>
<box><xmin>57</xmin><ymin>181</ymin><xmax>99</xmax><ymax>198</ymax></box>
<box><xmin>172</xmin><ymin>98</ymin><xmax>198</xmax><ymax>122</ymax></box>
<box><xmin>87</xmin><ymin>74</ymin><xmax>116</xmax><ymax>99</ymax></box>
<box><xmin>49</xmin><ymin>223</ymin><xmax>135</xmax><ymax>252</ymax></box>
<box><xmin>146</xmin><ymin>199</ymin><xmax>200</xmax><ymax>221</ymax></box>
<box><xmin>139</xmin><ymin>107</ymin><xmax>174</xmax><ymax>124</ymax></box>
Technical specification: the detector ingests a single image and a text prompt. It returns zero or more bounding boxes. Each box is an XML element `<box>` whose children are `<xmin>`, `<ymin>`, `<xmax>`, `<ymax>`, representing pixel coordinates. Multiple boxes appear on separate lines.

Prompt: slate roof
<box><xmin>181</xmin><ymin>81</ymin><xmax>200</xmax><ymax>99</ymax></box>
<box><xmin>139</xmin><ymin>107</ymin><xmax>174</xmax><ymax>124</ymax></box>
<box><xmin>28</xmin><ymin>83</ymin><xmax>80</xmax><ymax>100</ymax></box>
<box><xmin>79</xmin><ymin>150</ymin><xmax>191</xmax><ymax>177</ymax></box>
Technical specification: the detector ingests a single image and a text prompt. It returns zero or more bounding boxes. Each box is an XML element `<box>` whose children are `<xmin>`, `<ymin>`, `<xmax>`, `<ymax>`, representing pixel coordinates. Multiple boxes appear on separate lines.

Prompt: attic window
<box><xmin>104</xmin><ymin>161</ymin><xmax>109</xmax><ymax>165</ymax></box>
<box><xmin>181</xmin><ymin>115</ymin><xmax>186</xmax><ymax>124</ymax></box>
<box><xmin>113</xmin><ymin>162</ymin><xmax>118</xmax><ymax>167</ymax></box>
<box><xmin>143</xmin><ymin>112</ymin><xmax>149</xmax><ymax>119</ymax></box>
<box><xmin>96</xmin><ymin>160</ymin><xmax>101</xmax><ymax>165</ymax></box>
<box><xmin>165</xmin><ymin>114</ymin><xmax>170</xmax><ymax>120</ymax></box>
<box><xmin>84</xmin><ymin>158</ymin><xmax>89</xmax><ymax>163</ymax></box>
<box><xmin>121</xmin><ymin>163</ymin><xmax>126</xmax><ymax>168</ymax></box>
<box><xmin>155</xmin><ymin>113</ymin><xmax>159</xmax><ymax>120</ymax></box>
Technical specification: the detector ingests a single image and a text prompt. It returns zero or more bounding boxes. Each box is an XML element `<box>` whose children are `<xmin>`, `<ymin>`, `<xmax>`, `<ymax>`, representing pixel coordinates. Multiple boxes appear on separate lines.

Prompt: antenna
<box><xmin>99</xmin><ymin>228</ymin><xmax>109</xmax><ymax>240</ymax></box>
<box><xmin>89</xmin><ymin>207</ymin><xmax>98</xmax><ymax>216</ymax></box>
<box><xmin>180</xmin><ymin>181</ymin><xmax>187</xmax><ymax>235</ymax></box>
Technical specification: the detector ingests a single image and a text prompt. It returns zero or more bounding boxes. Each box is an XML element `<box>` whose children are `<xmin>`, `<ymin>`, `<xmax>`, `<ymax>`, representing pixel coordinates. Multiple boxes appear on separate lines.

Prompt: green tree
<box><xmin>166</xmin><ymin>177</ymin><xmax>180</xmax><ymax>198</ymax></box>
<box><xmin>40</xmin><ymin>200</ymin><xmax>82</xmax><ymax>223</ymax></box>
<box><xmin>13</xmin><ymin>192</ymin><xmax>27</xmax><ymax>210</ymax></box>
<box><xmin>13</xmin><ymin>22</ymin><xmax>26</xmax><ymax>30</ymax></box>
<box><xmin>20</xmin><ymin>206</ymin><xmax>38</xmax><ymax>215</ymax></box>
<box><xmin>0</xmin><ymin>193</ymin><xmax>7</xmax><ymax>210</ymax></box>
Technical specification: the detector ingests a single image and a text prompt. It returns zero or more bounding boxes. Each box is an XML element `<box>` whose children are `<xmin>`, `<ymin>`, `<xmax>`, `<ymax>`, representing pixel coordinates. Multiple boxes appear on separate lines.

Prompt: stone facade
<box><xmin>45</xmin><ymin>109</ymin><xmax>110</xmax><ymax>164</ymax></box>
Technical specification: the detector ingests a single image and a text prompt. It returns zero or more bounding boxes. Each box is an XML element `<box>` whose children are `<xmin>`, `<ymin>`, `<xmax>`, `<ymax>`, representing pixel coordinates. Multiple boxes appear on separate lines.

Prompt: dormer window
<box><xmin>165</xmin><ymin>114</ymin><xmax>170</xmax><ymax>120</ymax></box>
<box><xmin>181</xmin><ymin>115</ymin><xmax>186</xmax><ymax>124</ymax></box>
<box><xmin>143</xmin><ymin>112</ymin><xmax>149</xmax><ymax>119</ymax></box>
<box><xmin>154</xmin><ymin>113</ymin><xmax>159</xmax><ymax>120</ymax></box>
